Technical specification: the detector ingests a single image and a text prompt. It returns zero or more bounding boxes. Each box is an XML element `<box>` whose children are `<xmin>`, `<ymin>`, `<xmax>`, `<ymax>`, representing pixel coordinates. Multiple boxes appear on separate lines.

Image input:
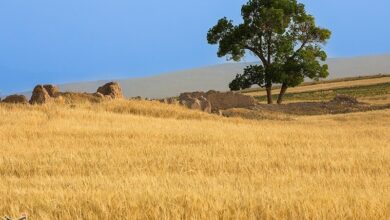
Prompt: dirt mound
<box><xmin>179</xmin><ymin>90</ymin><xmax>256</xmax><ymax>113</ymax></box>
<box><xmin>2</xmin><ymin>95</ymin><xmax>28</xmax><ymax>104</ymax></box>
<box><xmin>97</xmin><ymin>82</ymin><xmax>123</xmax><ymax>99</ymax></box>
<box><xmin>43</xmin><ymin>85</ymin><xmax>60</xmax><ymax>97</ymax></box>
<box><xmin>30</xmin><ymin>85</ymin><xmax>51</xmax><ymax>104</ymax></box>
<box><xmin>330</xmin><ymin>94</ymin><xmax>359</xmax><ymax>105</ymax></box>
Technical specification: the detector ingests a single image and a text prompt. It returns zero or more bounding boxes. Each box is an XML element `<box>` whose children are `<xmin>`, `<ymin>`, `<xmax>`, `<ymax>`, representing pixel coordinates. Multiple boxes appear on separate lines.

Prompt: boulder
<box><xmin>179</xmin><ymin>92</ymin><xmax>204</xmax><ymax>101</ymax></box>
<box><xmin>179</xmin><ymin>95</ymin><xmax>211</xmax><ymax>113</ymax></box>
<box><xmin>180</xmin><ymin>97</ymin><xmax>201</xmax><ymax>111</ymax></box>
<box><xmin>330</xmin><ymin>94</ymin><xmax>359</xmax><ymax>105</ymax></box>
<box><xmin>2</xmin><ymin>95</ymin><xmax>28</xmax><ymax>104</ymax></box>
<box><xmin>43</xmin><ymin>85</ymin><xmax>60</xmax><ymax>97</ymax></box>
<box><xmin>97</xmin><ymin>82</ymin><xmax>123</xmax><ymax>99</ymax></box>
<box><xmin>205</xmin><ymin>90</ymin><xmax>256</xmax><ymax>112</ymax></box>
<box><xmin>196</xmin><ymin>96</ymin><xmax>211</xmax><ymax>113</ymax></box>
<box><xmin>30</xmin><ymin>85</ymin><xmax>51</xmax><ymax>104</ymax></box>
<box><xmin>179</xmin><ymin>90</ymin><xmax>256</xmax><ymax>113</ymax></box>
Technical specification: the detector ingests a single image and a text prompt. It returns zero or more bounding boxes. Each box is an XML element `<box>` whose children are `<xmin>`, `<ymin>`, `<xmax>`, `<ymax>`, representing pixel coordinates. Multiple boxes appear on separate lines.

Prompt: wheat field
<box><xmin>0</xmin><ymin>100</ymin><xmax>389</xmax><ymax>219</ymax></box>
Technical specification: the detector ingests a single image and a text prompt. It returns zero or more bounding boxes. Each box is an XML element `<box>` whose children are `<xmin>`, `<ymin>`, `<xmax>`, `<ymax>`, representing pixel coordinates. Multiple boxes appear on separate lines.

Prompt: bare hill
<box><xmin>20</xmin><ymin>54</ymin><xmax>390</xmax><ymax>99</ymax></box>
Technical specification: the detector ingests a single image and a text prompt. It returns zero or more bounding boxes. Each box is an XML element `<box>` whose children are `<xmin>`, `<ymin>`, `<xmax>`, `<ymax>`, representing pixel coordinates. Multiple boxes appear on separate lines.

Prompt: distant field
<box><xmin>243</xmin><ymin>74</ymin><xmax>390</xmax><ymax>94</ymax></box>
<box><xmin>0</xmin><ymin>100</ymin><xmax>389</xmax><ymax>219</ymax></box>
<box><xmin>254</xmin><ymin>83</ymin><xmax>390</xmax><ymax>103</ymax></box>
<box><xmin>244</xmin><ymin>75</ymin><xmax>390</xmax><ymax>104</ymax></box>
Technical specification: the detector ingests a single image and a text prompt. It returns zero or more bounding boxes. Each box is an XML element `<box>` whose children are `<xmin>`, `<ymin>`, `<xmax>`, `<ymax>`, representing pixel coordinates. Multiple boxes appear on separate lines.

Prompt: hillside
<box><xmin>1</xmin><ymin>77</ymin><xmax>390</xmax><ymax>219</ymax></box>
<box><xmin>13</xmin><ymin>54</ymin><xmax>387</xmax><ymax>99</ymax></box>
<box><xmin>0</xmin><ymin>99</ymin><xmax>389</xmax><ymax>219</ymax></box>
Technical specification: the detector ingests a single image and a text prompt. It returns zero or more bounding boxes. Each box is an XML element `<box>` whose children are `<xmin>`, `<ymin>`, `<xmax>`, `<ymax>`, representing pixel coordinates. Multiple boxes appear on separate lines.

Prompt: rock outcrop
<box><xmin>179</xmin><ymin>93</ymin><xmax>211</xmax><ymax>113</ymax></box>
<box><xmin>30</xmin><ymin>85</ymin><xmax>51</xmax><ymax>104</ymax></box>
<box><xmin>43</xmin><ymin>85</ymin><xmax>60</xmax><ymax>97</ymax></box>
<box><xmin>179</xmin><ymin>90</ymin><xmax>256</xmax><ymax>113</ymax></box>
<box><xmin>205</xmin><ymin>90</ymin><xmax>256</xmax><ymax>111</ymax></box>
<box><xmin>198</xmin><ymin>96</ymin><xmax>212</xmax><ymax>113</ymax></box>
<box><xmin>2</xmin><ymin>82</ymin><xmax>124</xmax><ymax>106</ymax></box>
<box><xmin>2</xmin><ymin>95</ymin><xmax>28</xmax><ymax>104</ymax></box>
<box><xmin>97</xmin><ymin>82</ymin><xmax>123</xmax><ymax>99</ymax></box>
<box><xmin>178</xmin><ymin>92</ymin><xmax>212</xmax><ymax>113</ymax></box>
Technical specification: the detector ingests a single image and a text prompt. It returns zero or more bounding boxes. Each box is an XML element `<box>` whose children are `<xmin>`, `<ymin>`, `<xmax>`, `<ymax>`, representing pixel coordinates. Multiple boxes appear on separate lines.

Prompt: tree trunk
<box><xmin>266</xmin><ymin>85</ymin><xmax>273</xmax><ymax>104</ymax></box>
<box><xmin>277</xmin><ymin>83</ymin><xmax>288</xmax><ymax>105</ymax></box>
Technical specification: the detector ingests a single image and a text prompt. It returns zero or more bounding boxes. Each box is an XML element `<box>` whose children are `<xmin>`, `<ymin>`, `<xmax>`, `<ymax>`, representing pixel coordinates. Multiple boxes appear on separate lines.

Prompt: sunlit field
<box><xmin>0</xmin><ymin>100</ymin><xmax>389</xmax><ymax>219</ymax></box>
<box><xmin>244</xmin><ymin>75</ymin><xmax>390</xmax><ymax>104</ymax></box>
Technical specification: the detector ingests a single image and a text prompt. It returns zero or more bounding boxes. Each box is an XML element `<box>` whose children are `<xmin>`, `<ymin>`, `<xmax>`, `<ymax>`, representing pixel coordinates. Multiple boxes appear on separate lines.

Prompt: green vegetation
<box><xmin>254</xmin><ymin>83</ymin><xmax>390</xmax><ymax>102</ymax></box>
<box><xmin>207</xmin><ymin>0</ymin><xmax>331</xmax><ymax>104</ymax></box>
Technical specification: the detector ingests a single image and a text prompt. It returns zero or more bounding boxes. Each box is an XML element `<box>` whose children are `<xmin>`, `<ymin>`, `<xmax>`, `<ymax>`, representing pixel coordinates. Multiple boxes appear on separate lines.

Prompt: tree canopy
<box><xmin>207</xmin><ymin>0</ymin><xmax>331</xmax><ymax>104</ymax></box>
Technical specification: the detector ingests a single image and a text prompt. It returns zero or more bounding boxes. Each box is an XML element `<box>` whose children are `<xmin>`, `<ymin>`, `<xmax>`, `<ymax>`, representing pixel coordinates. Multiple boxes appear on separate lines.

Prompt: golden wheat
<box><xmin>0</xmin><ymin>100</ymin><xmax>389</xmax><ymax>219</ymax></box>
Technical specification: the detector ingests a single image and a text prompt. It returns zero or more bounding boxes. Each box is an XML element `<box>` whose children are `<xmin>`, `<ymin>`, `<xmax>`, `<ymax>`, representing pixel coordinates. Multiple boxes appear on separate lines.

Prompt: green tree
<box><xmin>207</xmin><ymin>0</ymin><xmax>331</xmax><ymax>104</ymax></box>
<box><xmin>229</xmin><ymin>65</ymin><xmax>264</xmax><ymax>91</ymax></box>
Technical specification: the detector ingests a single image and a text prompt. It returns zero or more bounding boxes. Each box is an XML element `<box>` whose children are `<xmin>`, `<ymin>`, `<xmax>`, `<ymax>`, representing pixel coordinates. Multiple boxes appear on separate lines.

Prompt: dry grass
<box><xmin>221</xmin><ymin>108</ymin><xmax>292</xmax><ymax>121</ymax></box>
<box><xmin>0</xmin><ymin>100</ymin><xmax>389</xmax><ymax>219</ymax></box>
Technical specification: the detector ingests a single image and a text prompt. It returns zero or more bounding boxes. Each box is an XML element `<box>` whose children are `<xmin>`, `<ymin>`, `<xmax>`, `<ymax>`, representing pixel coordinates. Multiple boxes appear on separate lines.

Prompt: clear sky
<box><xmin>0</xmin><ymin>0</ymin><xmax>389</xmax><ymax>95</ymax></box>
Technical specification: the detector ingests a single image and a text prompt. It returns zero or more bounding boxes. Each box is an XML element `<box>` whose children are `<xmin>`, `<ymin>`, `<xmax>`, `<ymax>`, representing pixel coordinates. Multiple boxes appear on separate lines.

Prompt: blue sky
<box><xmin>0</xmin><ymin>0</ymin><xmax>389</xmax><ymax>95</ymax></box>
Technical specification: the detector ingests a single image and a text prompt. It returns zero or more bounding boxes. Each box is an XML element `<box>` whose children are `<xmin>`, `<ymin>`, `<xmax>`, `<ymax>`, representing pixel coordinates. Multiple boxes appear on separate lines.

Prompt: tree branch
<box><xmin>244</xmin><ymin>45</ymin><xmax>268</xmax><ymax>67</ymax></box>
<box><xmin>290</xmin><ymin>37</ymin><xmax>309</xmax><ymax>60</ymax></box>
<box><xmin>290</xmin><ymin>23</ymin><xmax>311</xmax><ymax>59</ymax></box>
